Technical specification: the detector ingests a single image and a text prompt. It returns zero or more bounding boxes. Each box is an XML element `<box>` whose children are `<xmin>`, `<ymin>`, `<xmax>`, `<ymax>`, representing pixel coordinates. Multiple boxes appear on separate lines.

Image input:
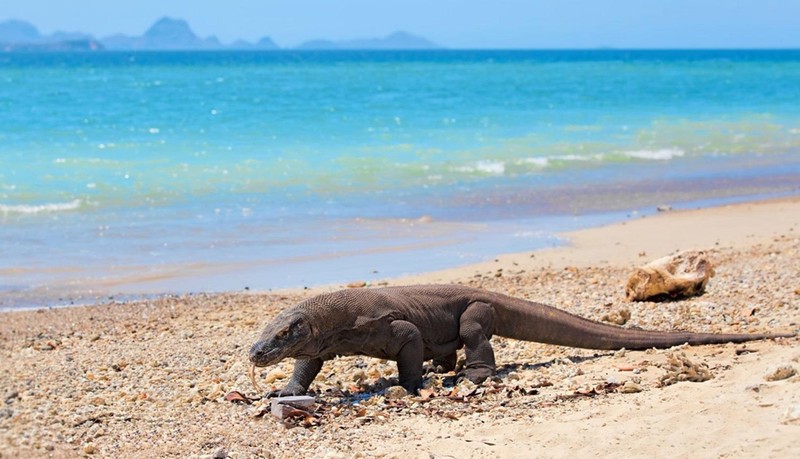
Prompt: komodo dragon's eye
<box><xmin>275</xmin><ymin>326</ymin><xmax>291</xmax><ymax>339</ymax></box>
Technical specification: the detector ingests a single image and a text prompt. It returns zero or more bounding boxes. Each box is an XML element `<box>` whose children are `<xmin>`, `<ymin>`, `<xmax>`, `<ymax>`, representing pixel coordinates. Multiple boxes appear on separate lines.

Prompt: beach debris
<box><xmin>741</xmin><ymin>306</ymin><xmax>758</xmax><ymax>317</ymax></box>
<box><xmin>249</xmin><ymin>396</ymin><xmax>320</xmax><ymax>427</ymax></box>
<box><xmin>263</xmin><ymin>369</ymin><xmax>287</xmax><ymax>384</ymax></box>
<box><xmin>347</xmin><ymin>281</ymin><xmax>367</xmax><ymax>288</ymax></box>
<box><xmin>659</xmin><ymin>351</ymin><xmax>713</xmax><ymax>386</ymax></box>
<box><xmin>270</xmin><ymin>395</ymin><xmax>315</xmax><ymax>418</ymax></box>
<box><xmin>656</xmin><ymin>205</ymin><xmax>673</xmax><ymax>212</ymax></box>
<box><xmin>601</xmin><ymin>308</ymin><xmax>631</xmax><ymax>325</ymax></box>
<box><xmin>735</xmin><ymin>347</ymin><xmax>758</xmax><ymax>356</ymax></box>
<box><xmin>765</xmin><ymin>365</ymin><xmax>797</xmax><ymax>382</ymax></box>
<box><xmin>782</xmin><ymin>404</ymin><xmax>800</xmax><ymax>425</ymax></box>
<box><xmin>384</xmin><ymin>386</ymin><xmax>408</xmax><ymax>399</ymax></box>
<box><xmin>625</xmin><ymin>250</ymin><xmax>714</xmax><ymax>302</ymax></box>
<box><xmin>564</xmin><ymin>382</ymin><xmax>621</xmax><ymax>399</ymax></box>
<box><xmin>224</xmin><ymin>391</ymin><xmax>253</xmax><ymax>405</ymax></box>
<box><xmin>619</xmin><ymin>381</ymin><xmax>643</xmax><ymax>393</ymax></box>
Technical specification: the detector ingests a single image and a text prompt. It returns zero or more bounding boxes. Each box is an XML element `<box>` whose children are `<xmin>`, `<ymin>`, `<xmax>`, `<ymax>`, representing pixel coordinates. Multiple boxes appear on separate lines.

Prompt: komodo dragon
<box><xmin>249</xmin><ymin>284</ymin><xmax>794</xmax><ymax>395</ymax></box>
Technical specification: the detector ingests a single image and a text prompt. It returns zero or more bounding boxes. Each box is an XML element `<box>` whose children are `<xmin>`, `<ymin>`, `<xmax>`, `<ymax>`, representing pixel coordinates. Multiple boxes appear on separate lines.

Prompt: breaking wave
<box><xmin>622</xmin><ymin>148</ymin><xmax>686</xmax><ymax>161</ymax></box>
<box><xmin>0</xmin><ymin>199</ymin><xmax>82</xmax><ymax>215</ymax></box>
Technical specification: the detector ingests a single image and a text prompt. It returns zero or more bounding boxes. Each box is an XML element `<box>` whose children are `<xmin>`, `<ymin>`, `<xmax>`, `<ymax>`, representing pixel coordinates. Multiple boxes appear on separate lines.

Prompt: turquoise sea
<box><xmin>1</xmin><ymin>50</ymin><xmax>800</xmax><ymax>308</ymax></box>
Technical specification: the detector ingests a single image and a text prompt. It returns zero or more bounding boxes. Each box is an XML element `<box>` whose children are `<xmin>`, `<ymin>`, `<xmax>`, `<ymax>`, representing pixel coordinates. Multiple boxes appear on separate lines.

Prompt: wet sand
<box><xmin>1</xmin><ymin>196</ymin><xmax>799</xmax><ymax>458</ymax></box>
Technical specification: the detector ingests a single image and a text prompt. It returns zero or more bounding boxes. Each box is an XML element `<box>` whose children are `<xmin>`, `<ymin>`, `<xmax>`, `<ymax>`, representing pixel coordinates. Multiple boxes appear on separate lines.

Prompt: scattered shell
<box><xmin>620</xmin><ymin>381</ymin><xmax>642</xmax><ymax>393</ymax></box>
<box><xmin>602</xmin><ymin>308</ymin><xmax>631</xmax><ymax>325</ymax></box>
<box><xmin>765</xmin><ymin>365</ymin><xmax>797</xmax><ymax>382</ymax></box>
<box><xmin>660</xmin><ymin>352</ymin><xmax>713</xmax><ymax>386</ymax></box>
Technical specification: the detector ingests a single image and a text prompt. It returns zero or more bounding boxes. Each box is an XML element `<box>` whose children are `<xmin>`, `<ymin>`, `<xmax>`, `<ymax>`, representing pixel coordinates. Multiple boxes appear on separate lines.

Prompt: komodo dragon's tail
<box><xmin>488</xmin><ymin>293</ymin><xmax>795</xmax><ymax>350</ymax></box>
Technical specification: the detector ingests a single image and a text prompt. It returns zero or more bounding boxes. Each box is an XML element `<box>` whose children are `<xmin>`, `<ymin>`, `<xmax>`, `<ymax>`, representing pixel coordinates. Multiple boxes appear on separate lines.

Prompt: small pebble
<box><xmin>384</xmin><ymin>386</ymin><xmax>408</xmax><ymax>399</ymax></box>
<box><xmin>263</xmin><ymin>369</ymin><xmax>287</xmax><ymax>384</ymax></box>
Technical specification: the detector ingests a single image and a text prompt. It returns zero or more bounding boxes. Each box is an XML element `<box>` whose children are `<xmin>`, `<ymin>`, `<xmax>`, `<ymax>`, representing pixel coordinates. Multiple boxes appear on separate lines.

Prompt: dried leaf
<box><xmin>224</xmin><ymin>391</ymin><xmax>253</xmax><ymax>404</ymax></box>
<box><xmin>252</xmin><ymin>406</ymin><xmax>271</xmax><ymax>418</ymax></box>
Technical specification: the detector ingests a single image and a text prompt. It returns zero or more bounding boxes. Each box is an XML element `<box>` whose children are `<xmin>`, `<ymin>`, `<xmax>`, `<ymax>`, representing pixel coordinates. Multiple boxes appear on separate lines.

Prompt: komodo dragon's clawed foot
<box><xmin>263</xmin><ymin>382</ymin><xmax>309</xmax><ymax>398</ymax></box>
<box><xmin>458</xmin><ymin>367</ymin><xmax>496</xmax><ymax>385</ymax></box>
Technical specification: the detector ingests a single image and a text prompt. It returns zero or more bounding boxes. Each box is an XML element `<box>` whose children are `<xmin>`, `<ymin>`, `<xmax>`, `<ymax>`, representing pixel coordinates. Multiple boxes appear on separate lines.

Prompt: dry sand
<box><xmin>1</xmin><ymin>196</ymin><xmax>799</xmax><ymax>458</ymax></box>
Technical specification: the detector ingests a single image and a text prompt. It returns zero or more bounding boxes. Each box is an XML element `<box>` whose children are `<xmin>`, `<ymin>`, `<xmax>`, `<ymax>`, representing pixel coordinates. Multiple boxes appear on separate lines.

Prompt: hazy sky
<box><xmin>1</xmin><ymin>0</ymin><xmax>798</xmax><ymax>48</ymax></box>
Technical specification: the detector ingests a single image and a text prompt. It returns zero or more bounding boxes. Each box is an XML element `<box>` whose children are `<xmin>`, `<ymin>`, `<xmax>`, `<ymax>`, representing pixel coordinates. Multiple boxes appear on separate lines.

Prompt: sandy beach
<box><xmin>1</xmin><ymin>196</ymin><xmax>799</xmax><ymax>458</ymax></box>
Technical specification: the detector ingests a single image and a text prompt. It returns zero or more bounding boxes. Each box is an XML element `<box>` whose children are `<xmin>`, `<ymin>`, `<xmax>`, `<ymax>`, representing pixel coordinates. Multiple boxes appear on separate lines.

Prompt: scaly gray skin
<box><xmin>249</xmin><ymin>285</ymin><xmax>795</xmax><ymax>396</ymax></box>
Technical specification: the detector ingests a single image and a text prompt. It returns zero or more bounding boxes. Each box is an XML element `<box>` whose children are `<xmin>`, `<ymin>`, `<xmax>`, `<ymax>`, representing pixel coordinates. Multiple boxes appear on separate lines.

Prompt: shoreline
<box><xmin>1</xmin><ymin>193</ymin><xmax>798</xmax><ymax>457</ymax></box>
<box><xmin>4</xmin><ymin>192</ymin><xmax>799</xmax><ymax>312</ymax></box>
<box><xmin>389</xmin><ymin>194</ymin><xmax>800</xmax><ymax>287</ymax></box>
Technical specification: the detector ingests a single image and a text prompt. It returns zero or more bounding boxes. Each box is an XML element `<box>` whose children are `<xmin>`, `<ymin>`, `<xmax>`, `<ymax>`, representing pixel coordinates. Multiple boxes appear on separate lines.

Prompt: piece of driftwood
<box><xmin>625</xmin><ymin>250</ymin><xmax>714</xmax><ymax>302</ymax></box>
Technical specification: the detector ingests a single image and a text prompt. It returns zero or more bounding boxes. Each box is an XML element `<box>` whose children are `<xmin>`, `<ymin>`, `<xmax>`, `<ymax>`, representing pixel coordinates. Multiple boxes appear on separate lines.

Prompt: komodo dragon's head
<box><xmin>249</xmin><ymin>309</ymin><xmax>313</xmax><ymax>367</ymax></box>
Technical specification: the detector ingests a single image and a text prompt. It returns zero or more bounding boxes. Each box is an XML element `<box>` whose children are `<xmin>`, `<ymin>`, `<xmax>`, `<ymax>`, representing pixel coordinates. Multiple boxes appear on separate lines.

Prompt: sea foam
<box><xmin>623</xmin><ymin>148</ymin><xmax>686</xmax><ymax>161</ymax></box>
<box><xmin>457</xmin><ymin>160</ymin><xmax>506</xmax><ymax>175</ymax></box>
<box><xmin>0</xmin><ymin>199</ymin><xmax>82</xmax><ymax>215</ymax></box>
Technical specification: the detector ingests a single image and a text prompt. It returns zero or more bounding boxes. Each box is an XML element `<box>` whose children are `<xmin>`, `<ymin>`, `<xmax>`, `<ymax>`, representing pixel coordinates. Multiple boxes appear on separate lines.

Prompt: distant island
<box><xmin>0</xmin><ymin>17</ymin><xmax>441</xmax><ymax>52</ymax></box>
<box><xmin>296</xmin><ymin>31</ymin><xmax>440</xmax><ymax>50</ymax></box>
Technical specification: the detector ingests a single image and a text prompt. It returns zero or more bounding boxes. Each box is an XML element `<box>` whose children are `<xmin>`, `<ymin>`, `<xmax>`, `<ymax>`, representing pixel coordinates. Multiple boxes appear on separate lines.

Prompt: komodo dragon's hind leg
<box><xmin>387</xmin><ymin>320</ymin><xmax>425</xmax><ymax>393</ymax></box>
<box><xmin>459</xmin><ymin>301</ymin><xmax>496</xmax><ymax>384</ymax></box>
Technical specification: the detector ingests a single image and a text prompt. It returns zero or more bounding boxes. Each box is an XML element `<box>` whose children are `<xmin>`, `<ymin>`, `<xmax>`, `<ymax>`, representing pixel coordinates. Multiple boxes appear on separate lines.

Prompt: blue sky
<box><xmin>1</xmin><ymin>0</ymin><xmax>798</xmax><ymax>48</ymax></box>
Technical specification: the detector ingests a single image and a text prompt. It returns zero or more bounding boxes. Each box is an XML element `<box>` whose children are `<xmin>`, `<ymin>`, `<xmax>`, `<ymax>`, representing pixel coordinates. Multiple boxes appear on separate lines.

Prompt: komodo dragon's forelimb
<box><xmin>249</xmin><ymin>285</ymin><xmax>796</xmax><ymax>396</ymax></box>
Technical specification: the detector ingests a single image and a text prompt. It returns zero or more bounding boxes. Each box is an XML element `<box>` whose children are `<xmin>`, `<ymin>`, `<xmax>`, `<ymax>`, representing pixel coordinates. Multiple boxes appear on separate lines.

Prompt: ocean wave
<box><xmin>622</xmin><ymin>148</ymin><xmax>685</xmax><ymax>161</ymax></box>
<box><xmin>457</xmin><ymin>160</ymin><xmax>506</xmax><ymax>175</ymax></box>
<box><xmin>0</xmin><ymin>199</ymin><xmax>82</xmax><ymax>215</ymax></box>
<box><xmin>519</xmin><ymin>157</ymin><xmax>550</xmax><ymax>167</ymax></box>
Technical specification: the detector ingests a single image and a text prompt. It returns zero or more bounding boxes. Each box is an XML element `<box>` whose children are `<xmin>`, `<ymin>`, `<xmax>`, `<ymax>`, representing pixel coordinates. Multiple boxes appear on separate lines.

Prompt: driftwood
<box><xmin>625</xmin><ymin>251</ymin><xmax>714</xmax><ymax>302</ymax></box>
